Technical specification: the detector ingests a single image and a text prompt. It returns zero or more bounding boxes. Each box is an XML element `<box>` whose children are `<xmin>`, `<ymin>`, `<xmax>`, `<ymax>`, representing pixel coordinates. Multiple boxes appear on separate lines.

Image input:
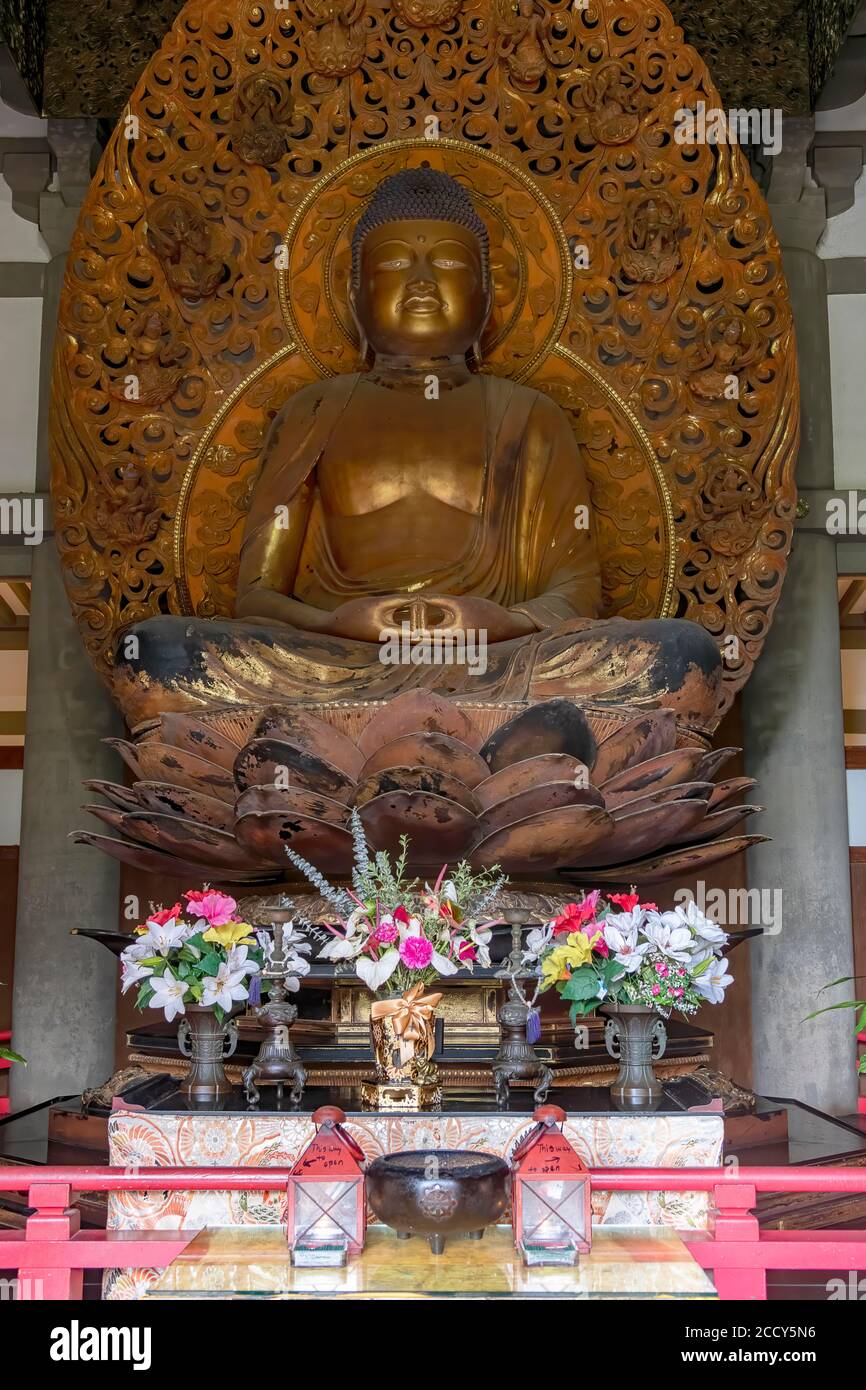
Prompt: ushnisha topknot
<box><xmin>351</xmin><ymin>166</ymin><xmax>490</xmax><ymax>290</ymax></box>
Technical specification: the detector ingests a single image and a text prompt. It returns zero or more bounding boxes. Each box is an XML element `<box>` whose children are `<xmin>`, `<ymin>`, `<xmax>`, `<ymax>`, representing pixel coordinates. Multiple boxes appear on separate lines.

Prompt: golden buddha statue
<box><xmin>115</xmin><ymin>169</ymin><xmax>720</xmax><ymax>737</ymax></box>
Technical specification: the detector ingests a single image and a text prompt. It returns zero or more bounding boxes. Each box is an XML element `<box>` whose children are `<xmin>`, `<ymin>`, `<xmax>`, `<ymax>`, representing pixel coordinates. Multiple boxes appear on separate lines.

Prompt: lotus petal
<box><xmin>472</xmin><ymin>804</ymin><xmax>612</xmax><ymax>871</ymax></box>
<box><xmin>357</xmin><ymin>690</ymin><xmax>483</xmax><ymax>756</ymax></box>
<box><xmin>361</xmin><ymin>732</ymin><xmax>489</xmax><ymax>788</ymax></box>
<box><xmin>233</xmin><ymin>737</ymin><xmax>354</xmax><ymax>803</ymax></box>
<box><xmin>134</xmin><ymin>782</ymin><xmax>237</xmax><ymax>832</ymax></box>
<box><xmin>116</xmin><ymin>811</ymin><xmax>263</xmax><ymax>870</ymax></box>
<box><xmin>353</xmin><ymin>766</ymin><xmax>480</xmax><ymax>815</ymax></box>
<box><xmin>559</xmin><ymin>834</ymin><xmax>769</xmax><ymax>885</ymax></box>
<box><xmin>360</xmin><ymin>790</ymin><xmax>477</xmax><ymax>861</ymax></box>
<box><xmin>127</xmin><ymin>742</ymin><xmax>235</xmax><ymax>802</ymax></box>
<box><xmin>104</xmin><ymin>738</ymin><xmax>144</xmax><ymax>780</ymax></box>
<box><xmin>479</xmin><ymin>699</ymin><xmax>597</xmax><ymax>773</ymax></box>
<box><xmin>68</xmin><ymin>831</ymin><xmax>278</xmax><ymax>883</ymax></box>
<box><xmin>83</xmin><ymin>780</ymin><xmax>143</xmax><ymax>813</ymax></box>
<box><xmin>607</xmin><ymin>781</ymin><xmax>714</xmax><ymax>821</ymax></box>
<box><xmin>707</xmin><ymin>776</ymin><xmax>757</xmax><ymax>812</ymax></box>
<box><xmin>155</xmin><ymin>713</ymin><xmax>242</xmax><ymax>771</ymax></box>
<box><xmin>475</xmin><ymin>753</ymin><xmax>588</xmax><ymax>810</ymax></box>
<box><xmin>576</xmin><ymin>798</ymin><xmax>708</xmax><ymax>867</ymax></box>
<box><xmin>696</xmin><ymin>746</ymin><xmax>740</xmax><ymax>783</ymax></box>
<box><xmin>599</xmin><ymin>747</ymin><xmax>706</xmax><ymax>807</ymax></box>
<box><xmin>668</xmin><ymin>803</ymin><xmax>762</xmax><ymax>846</ymax></box>
<box><xmin>235</xmin><ymin>810</ymin><xmax>354</xmax><ymax>871</ymax></box>
<box><xmin>83</xmin><ymin>803</ymin><xmax>133</xmax><ymax>836</ymax></box>
<box><xmin>252</xmin><ymin>706</ymin><xmax>365</xmax><ymax>779</ymax></box>
<box><xmin>590</xmin><ymin>710</ymin><xmax>677</xmax><ymax>783</ymax></box>
<box><xmin>477</xmin><ymin>780</ymin><xmax>603</xmax><ymax>839</ymax></box>
<box><xmin>235</xmin><ymin>783</ymin><xmax>348</xmax><ymax>827</ymax></box>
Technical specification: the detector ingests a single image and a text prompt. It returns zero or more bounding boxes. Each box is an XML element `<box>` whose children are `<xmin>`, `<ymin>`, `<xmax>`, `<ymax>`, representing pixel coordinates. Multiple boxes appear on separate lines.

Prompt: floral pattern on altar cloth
<box><xmin>104</xmin><ymin>1107</ymin><xmax>723</xmax><ymax>1299</ymax></box>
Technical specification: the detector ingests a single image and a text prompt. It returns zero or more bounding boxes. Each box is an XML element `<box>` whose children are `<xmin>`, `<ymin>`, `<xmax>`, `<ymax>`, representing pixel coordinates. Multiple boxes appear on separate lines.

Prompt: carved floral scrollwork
<box><xmin>392</xmin><ymin>0</ymin><xmax>464</xmax><ymax>26</ymax></box>
<box><xmin>229</xmin><ymin>73</ymin><xmax>295</xmax><ymax>166</ymax></box>
<box><xmin>302</xmin><ymin>0</ymin><xmax>368</xmax><ymax>77</ymax></box>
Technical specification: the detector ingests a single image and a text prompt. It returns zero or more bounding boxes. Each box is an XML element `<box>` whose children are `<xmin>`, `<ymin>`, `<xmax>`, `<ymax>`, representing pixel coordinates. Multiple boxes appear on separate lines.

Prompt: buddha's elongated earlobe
<box><xmin>347</xmin><ymin>278</ymin><xmax>370</xmax><ymax>365</ymax></box>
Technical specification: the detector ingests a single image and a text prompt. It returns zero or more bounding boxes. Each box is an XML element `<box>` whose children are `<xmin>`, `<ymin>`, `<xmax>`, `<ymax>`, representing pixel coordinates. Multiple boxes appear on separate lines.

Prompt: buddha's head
<box><xmin>349</xmin><ymin>167</ymin><xmax>492</xmax><ymax>362</ymax></box>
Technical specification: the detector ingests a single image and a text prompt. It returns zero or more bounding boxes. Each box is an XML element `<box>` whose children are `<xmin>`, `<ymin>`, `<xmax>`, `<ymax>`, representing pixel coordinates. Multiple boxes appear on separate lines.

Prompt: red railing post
<box><xmin>709</xmin><ymin>1180</ymin><xmax>764</xmax><ymax>1300</ymax></box>
<box><xmin>22</xmin><ymin>1181</ymin><xmax>82</xmax><ymax>1300</ymax></box>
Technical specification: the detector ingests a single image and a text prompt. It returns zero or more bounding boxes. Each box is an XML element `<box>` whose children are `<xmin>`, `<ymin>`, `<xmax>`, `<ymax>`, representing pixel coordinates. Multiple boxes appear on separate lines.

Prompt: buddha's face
<box><xmin>350</xmin><ymin>218</ymin><xmax>491</xmax><ymax>360</ymax></box>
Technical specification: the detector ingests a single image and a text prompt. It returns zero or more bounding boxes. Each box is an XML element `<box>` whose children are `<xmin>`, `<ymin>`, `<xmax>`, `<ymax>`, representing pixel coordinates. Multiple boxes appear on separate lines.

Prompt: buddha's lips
<box><xmin>401</xmin><ymin>294</ymin><xmax>443</xmax><ymax>313</ymax></box>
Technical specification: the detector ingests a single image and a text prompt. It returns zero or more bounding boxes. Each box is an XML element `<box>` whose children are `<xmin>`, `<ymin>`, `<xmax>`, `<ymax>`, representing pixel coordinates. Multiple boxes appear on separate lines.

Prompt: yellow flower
<box><xmin>540</xmin><ymin>931</ymin><xmax>596</xmax><ymax>988</ymax></box>
<box><xmin>202</xmin><ymin>920</ymin><xmax>256</xmax><ymax>948</ymax></box>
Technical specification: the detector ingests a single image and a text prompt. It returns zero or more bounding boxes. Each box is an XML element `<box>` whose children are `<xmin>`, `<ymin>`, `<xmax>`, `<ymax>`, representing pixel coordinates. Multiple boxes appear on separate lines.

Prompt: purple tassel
<box><xmin>248</xmin><ymin>974</ymin><xmax>262</xmax><ymax>1005</ymax></box>
<box><xmin>527</xmin><ymin>1007</ymin><xmax>541</xmax><ymax>1045</ymax></box>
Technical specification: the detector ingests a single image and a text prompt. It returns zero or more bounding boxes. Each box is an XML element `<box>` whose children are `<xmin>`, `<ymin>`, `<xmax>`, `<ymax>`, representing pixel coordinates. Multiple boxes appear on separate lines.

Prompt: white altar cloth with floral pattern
<box><xmin>104</xmin><ymin>1105</ymin><xmax>723</xmax><ymax>1299</ymax></box>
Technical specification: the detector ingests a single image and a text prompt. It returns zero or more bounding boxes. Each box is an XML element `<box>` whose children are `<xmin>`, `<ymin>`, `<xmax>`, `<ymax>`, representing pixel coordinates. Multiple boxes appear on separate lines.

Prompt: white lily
<box><xmin>356</xmin><ymin>950</ymin><xmax>400</xmax><ymax>992</ymax></box>
<box><xmin>282</xmin><ymin>952</ymin><xmax>312</xmax><ymax>992</ymax></box>
<box><xmin>523</xmin><ymin>924</ymin><xmax>553</xmax><ymax>963</ymax></box>
<box><xmin>679</xmin><ymin>899</ymin><xmax>729</xmax><ymax>950</ymax></box>
<box><xmin>226</xmin><ymin>944</ymin><xmax>259</xmax><ymax>976</ymax></box>
<box><xmin>694</xmin><ymin>956</ymin><xmax>734</xmax><ymax>1004</ymax></box>
<box><xmin>149</xmin><ymin>970</ymin><xmax>189</xmax><ymax>1022</ymax></box>
<box><xmin>200</xmin><ymin>960</ymin><xmax>250</xmax><ymax>1012</ymax></box>
<box><xmin>602</xmin><ymin>918</ymin><xmax>649</xmax><ymax>974</ymax></box>
<box><xmin>136</xmin><ymin>916</ymin><xmax>192</xmax><ymax>956</ymax></box>
<box><xmin>642</xmin><ymin>912</ymin><xmax>693</xmax><ymax>963</ymax></box>
<box><xmin>120</xmin><ymin>957</ymin><xmax>153</xmax><ymax>994</ymax></box>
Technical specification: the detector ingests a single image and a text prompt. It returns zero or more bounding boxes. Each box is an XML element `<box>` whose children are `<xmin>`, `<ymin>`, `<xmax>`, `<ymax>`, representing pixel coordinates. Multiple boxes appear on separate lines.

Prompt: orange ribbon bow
<box><xmin>370</xmin><ymin>982</ymin><xmax>444</xmax><ymax>1042</ymax></box>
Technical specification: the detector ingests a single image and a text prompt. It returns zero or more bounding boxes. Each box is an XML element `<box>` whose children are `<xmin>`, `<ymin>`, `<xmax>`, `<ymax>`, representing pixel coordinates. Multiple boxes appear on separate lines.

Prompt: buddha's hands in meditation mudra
<box><xmin>118</xmin><ymin>167</ymin><xmax>721</xmax><ymax>736</ymax></box>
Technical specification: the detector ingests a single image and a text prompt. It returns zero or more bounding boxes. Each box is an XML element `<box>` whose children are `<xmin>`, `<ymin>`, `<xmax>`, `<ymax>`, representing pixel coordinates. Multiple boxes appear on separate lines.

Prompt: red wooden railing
<box><xmin>2</xmin><ymin>1164</ymin><xmax>866</xmax><ymax>1299</ymax></box>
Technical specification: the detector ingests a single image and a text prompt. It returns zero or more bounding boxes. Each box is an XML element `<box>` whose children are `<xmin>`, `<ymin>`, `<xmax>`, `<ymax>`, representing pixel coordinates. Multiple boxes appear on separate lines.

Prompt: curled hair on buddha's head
<box><xmin>350</xmin><ymin>166</ymin><xmax>490</xmax><ymax>290</ymax></box>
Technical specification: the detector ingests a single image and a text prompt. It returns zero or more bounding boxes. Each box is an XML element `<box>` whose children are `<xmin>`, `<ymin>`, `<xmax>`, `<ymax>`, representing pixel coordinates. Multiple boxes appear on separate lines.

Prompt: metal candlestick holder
<box><xmin>243</xmin><ymin>909</ymin><xmax>307</xmax><ymax>1108</ymax></box>
<box><xmin>491</xmin><ymin>910</ymin><xmax>552</xmax><ymax>1107</ymax></box>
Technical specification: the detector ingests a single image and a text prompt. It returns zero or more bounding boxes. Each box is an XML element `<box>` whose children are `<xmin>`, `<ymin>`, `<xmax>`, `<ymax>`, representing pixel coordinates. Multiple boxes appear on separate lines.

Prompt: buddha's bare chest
<box><xmin>316</xmin><ymin>391</ymin><xmax>486</xmax><ymax>517</ymax></box>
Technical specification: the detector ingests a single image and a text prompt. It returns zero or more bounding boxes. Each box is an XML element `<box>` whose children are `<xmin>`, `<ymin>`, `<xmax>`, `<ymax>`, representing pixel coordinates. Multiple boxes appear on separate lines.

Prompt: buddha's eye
<box><xmin>432</xmin><ymin>257</ymin><xmax>469</xmax><ymax>270</ymax></box>
<box><xmin>374</xmin><ymin>256</ymin><xmax>412</xmax><ymax>271</ymax></box>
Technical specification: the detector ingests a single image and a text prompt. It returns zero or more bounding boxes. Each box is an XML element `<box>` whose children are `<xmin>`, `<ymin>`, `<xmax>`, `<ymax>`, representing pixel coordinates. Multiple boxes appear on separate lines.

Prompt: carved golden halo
<box><xmin>173</xmin><ymin>341</ymin><xmax>299</xmax><ymax>612</ymax></box>
<box><xmin>552</xmin><ymin>343</ymin><xmax>677</xmax><ymax>621</ymax></box>
<box><xmin>277</xmin><ymin>137</ymin><xmax>573</xmax><ymax>383</ymax></box>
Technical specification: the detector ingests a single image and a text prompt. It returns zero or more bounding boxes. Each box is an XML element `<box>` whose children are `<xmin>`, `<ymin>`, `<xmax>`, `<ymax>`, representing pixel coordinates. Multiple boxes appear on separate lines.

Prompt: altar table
<box><xmin>104</xmin><ymin>1087</ymin><xmax>723</xmax><ymax>1299</ymax></box>
<box><xmin>144</xmin><ymin>1225</ymin><xmax>717</xmax><ymax>1300</ymax></box>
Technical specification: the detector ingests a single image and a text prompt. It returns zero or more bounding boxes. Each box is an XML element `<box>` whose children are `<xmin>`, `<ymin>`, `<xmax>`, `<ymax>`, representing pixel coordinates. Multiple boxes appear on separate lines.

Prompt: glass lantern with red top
<box><xmin>510</xmin><ymin>1104</ymin><xmax>592</xmax><ymax>1266</ymax></box>
<box><xmin>287</xmin><ymin>1105</ymin><xmax>367</xmax><ymax>1266</ymax></box>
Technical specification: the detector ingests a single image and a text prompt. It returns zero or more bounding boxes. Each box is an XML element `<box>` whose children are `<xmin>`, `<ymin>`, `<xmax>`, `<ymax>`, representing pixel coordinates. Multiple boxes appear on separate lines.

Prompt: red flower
<box><xmin>608</xmin><ymin>891</ymin><xmax>658</xmax><ymax>912</ymax></box>
<box><xmin>458</xmin><ymin>942</ymin><xmax>477</xmax><ymax>962</ymax></box>
<box><xmin>393</xmin><ymin>906</ymin><xmax>411</xmax><ymax>925</ymax></box>
<box><xmin>148</xmin><ymin>902</ymin><xmax>182</xmax><ymax>926</ymax></box>
<box><xmin>552</xmin><ymin>892</ymin><xmax>600</xmax><ymax>936</ymax></box>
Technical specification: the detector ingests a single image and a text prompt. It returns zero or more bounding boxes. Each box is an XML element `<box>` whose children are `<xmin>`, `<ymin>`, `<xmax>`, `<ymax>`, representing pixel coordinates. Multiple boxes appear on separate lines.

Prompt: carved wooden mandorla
<box><xmin>53</xmin><ymin>0</ymin><xmax>796</xmax><ymax>885</ymax></box>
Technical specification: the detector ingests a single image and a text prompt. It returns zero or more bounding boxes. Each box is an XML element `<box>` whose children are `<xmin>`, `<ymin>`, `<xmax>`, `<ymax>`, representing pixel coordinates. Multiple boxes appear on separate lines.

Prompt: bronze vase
<box><xmin>177</xmin><ymin>1004</ymin><xmax>239</xmax><ymax>1102</ymax></box>
<box><xmin>601</xmin><ymin>1004</ymin><xmax>667</xmax><ymax>1110</ymax></box>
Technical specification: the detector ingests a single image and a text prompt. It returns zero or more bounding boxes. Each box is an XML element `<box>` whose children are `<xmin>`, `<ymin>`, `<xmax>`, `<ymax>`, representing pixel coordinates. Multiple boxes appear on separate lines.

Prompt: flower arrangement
<box><xmin>522</xmin><ymin>890</ymin><xmax>734</xmax><ymax>1022</ymax></box>
<box><xmin>119</xmin><ymin>889</ymin><xmax>311</xmax><ymax>1022</ymax></box>
<box><xmin>286</xmin><ymin>809</ymin><xmax>505</xmax><ymax>996</ymax></box>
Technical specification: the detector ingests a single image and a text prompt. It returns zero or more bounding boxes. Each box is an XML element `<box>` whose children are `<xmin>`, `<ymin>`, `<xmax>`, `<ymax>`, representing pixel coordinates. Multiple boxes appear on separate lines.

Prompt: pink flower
<box><xmin>652</xmin><ymin>983</ymin><xmax>661</xmax><ymax>996</ymax></box>
<box><xmin>399</xmin><ymin>935</ymin><xmax>433</xmax><ymax>970</ymax></box>
<box><xmin>458</xmin><ymin>942</ymin><xmax>477</xmax><ymax>962</ymax></box>
<box><xmin>374</xmin><ymin>919</ymin><xmax>399</xmax><ymax>945</ymax></box>
<box><xmin>673</xmin><ymin>987</ymin><xmax>684</xmax><ymax>998</ymax></box>
<box><xmin>185</xmin><ymin>890</ymin><xmax>237</xmax><ymax>926</ymax></box>
<box><xmin>655</xmin><ymin>961</ymin><xmax>668</xmax><ymax>977</ymax></box>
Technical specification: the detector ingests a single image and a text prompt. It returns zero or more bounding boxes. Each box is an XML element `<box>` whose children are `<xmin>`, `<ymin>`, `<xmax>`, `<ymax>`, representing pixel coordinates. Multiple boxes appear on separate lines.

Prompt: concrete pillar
<box><xmin>742</xmin><ymin>234</ymin><xmax>858</xmax><ymax>1115</ymax></box>
<box><xmin>10</xmin><ymin>125</ymin><xmax>122</xmax><ymax>1109</ymax></box>
<box><xmin>10</xmin><ymin>538</ymin><xmax>121</xmax><ymax>1108</ymax></box>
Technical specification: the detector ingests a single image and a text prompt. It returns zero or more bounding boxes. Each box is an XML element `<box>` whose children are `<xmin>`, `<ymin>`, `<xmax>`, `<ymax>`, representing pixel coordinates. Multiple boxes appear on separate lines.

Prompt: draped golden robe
<box><xmin>114</xmin><ymin>374</ymin><xmax>721</xmax><ymax>733</ymax></box>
